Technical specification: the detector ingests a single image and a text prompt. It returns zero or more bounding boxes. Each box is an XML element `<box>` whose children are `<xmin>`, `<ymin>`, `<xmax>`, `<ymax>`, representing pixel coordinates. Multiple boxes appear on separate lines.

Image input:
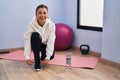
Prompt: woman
<box><xmin>24</xmin><ymin>4</ymin><xmax>56</xmax><ymax>71</ymax></box>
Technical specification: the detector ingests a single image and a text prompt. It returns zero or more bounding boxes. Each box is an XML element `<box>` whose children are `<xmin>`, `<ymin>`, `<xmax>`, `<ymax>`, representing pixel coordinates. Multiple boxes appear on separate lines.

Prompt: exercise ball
<box><xmin>54</xmin><ymin>23</ymin><xmax>74</xmax><ymax>51</ymax></box>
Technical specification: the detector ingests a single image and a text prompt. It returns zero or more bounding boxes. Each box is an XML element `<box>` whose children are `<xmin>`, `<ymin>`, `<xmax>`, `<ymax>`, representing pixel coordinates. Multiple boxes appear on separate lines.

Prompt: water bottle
<box><xmin>66</xmin><ymin>51</ymin><xmax>72</xmax><ymax>71</ymax></box>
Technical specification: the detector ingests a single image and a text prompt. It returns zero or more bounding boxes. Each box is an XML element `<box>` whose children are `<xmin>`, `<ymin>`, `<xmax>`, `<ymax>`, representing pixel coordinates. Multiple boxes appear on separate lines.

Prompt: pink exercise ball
<box><xmin>54</xmin><ymin>23</ymin><xmax>74</xmax><ymax>51</ymax></box>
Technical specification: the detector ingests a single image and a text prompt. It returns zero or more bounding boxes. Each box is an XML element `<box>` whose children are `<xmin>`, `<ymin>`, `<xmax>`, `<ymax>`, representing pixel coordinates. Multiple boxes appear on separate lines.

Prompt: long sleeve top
<box><xmin>24</xmin><ymin>16</ymin><xmax>56</xmax><ymax>60</ymax></box>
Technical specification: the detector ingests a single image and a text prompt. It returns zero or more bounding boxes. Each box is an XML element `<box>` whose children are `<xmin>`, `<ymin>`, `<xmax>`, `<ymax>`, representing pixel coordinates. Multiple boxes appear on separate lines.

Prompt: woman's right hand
<box><xmin>26</xmin><ymin>59</ymin><xmax>33</xmax><ymax>65</ymax></box>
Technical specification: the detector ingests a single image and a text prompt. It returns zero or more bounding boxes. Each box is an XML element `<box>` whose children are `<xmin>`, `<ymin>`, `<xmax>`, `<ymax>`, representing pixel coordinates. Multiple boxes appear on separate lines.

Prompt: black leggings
<box><xmin>31</xmin><ymin>32</ymin><xmax>54</xmax><ymax>65</ymax></box>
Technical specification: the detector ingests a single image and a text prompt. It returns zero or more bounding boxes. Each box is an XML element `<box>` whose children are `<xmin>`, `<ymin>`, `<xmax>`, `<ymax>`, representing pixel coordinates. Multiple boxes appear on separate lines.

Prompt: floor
<box><xmin>0</xmin><ymin>48</ymin><xmax>120</xmax><ymax>80</ymax></box>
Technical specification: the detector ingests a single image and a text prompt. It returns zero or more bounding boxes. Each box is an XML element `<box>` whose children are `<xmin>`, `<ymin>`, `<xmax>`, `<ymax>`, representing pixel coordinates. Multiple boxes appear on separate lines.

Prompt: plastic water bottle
<box><xmin>66</xmin><ymin>51</ymin><xmax>72</xmax><ymax>71</ymax></box>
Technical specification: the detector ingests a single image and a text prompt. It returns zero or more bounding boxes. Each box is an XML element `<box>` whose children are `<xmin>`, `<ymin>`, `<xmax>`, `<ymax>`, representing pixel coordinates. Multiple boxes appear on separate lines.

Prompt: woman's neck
<box><xmin>37</xmin><ymin>20</ymin><xmax>45</xmax><ymax>27</ymax></box>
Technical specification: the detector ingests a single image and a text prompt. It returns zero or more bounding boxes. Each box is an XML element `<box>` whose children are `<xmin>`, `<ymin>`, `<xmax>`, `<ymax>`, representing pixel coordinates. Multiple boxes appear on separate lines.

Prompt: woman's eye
<box><xmin>44</xmin><ymin>12</ymin><xmax>46</xmax><ymax>14</ymax></box>
<box><xmin>39</xmin><ymin>12</ymin><xmax>42</xmax><ymax>14</ymax></box>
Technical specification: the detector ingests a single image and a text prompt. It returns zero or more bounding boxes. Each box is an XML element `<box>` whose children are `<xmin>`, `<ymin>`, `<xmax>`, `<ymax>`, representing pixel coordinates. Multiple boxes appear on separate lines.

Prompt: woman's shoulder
<box><xmin>47</xmin><ymin>17</ymin><xmax>54</xmax><ymax>23</ymax></box>
<box><xmin>45</xmin><ymin>18</ymin><xmax>55</xmax><ymax>30</ymax></box>
<box><xmin>46</xmin><ymin>18</ymin><xmax>55</xmax><ymax>26</ymax></box>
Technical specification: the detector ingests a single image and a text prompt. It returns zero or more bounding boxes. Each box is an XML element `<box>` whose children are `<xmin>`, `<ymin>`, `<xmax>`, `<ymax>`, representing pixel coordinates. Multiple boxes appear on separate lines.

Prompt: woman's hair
<box><xmin>36</xmin><ymin>4</ymin><xmax>48</xmax><ymax>14</ymax></box>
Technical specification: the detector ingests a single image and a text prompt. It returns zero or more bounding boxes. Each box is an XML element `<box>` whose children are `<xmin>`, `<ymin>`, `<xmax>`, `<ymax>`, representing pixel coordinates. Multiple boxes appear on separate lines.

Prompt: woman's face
<box><xmin>36</xmin><ymin>7</ymin><xmax>48</xmax><ymax>26</ymax></box>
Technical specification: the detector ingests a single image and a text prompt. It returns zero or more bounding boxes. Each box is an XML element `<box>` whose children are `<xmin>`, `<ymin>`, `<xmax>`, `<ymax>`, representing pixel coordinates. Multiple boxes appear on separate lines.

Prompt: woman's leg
<box><xmin>41</xmin><ymin>44</ymin><xmax>55</xmax><ymax>60</ymax></box>
<box><xmin>31</xmin><ymin>32</ymin><xmax>42</xmax><ymax>69</ymax></box>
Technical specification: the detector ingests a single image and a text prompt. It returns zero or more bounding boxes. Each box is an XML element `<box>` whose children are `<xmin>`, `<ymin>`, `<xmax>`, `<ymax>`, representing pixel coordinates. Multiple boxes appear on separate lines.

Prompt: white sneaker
<box><xmin>34</xmin><ymin>68</ymin><xmax>41</xmax><ymax>72</ymax></box>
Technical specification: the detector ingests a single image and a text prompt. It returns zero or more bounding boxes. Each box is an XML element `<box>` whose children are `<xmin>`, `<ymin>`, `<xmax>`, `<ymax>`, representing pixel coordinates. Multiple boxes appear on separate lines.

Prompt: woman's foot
<box><xmin>34</xmin><ymin>61</ymin><xmax>41</xmax><ymax>72</ymax></box>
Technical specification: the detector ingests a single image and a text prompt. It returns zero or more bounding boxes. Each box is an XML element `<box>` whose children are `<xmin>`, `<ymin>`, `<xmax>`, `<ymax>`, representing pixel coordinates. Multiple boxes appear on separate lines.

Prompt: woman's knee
<box><xmin>31</xmin><ymin>32</ymin><xmax>42</xmax><ymax>40</ymax></box>
<box><xmin>31</xmin><ymin>32</ymin><xmax>39</xmax><ymax>37</ymax></box>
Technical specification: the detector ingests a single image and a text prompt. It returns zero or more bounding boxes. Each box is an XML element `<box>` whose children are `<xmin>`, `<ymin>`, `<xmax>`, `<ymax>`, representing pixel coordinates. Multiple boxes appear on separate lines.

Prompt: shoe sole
<box><xmin>34</xmin><ymin>68</ymin><xmax>41</xmax><ymax>72</ymax></box>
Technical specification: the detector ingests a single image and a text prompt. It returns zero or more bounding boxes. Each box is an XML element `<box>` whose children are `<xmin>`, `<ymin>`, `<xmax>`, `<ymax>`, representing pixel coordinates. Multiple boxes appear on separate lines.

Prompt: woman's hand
<box><xmin>41</xmin><ymin>59</ymin><xmax>49</xmax><ymax>64</ymax></box>
<box><xmin>26</xmin><ymin>59</ymin><xmax>34</xmax><ymax>65</ymax></box>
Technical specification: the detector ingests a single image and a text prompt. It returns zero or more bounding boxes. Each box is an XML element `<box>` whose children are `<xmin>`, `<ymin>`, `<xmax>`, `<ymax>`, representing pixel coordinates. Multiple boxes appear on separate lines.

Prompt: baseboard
<box><xmin>71</xmin><ymin>46</ymin><xmax>101</xmax><ymax>58</ymax></box>
<box><xmin>100</xmin><ymin>58</ymin><xmax>120</xmax><ymax>69</ymax></box>
<box><xmin>0</xmin><ymin>47</ymin><xmax>24</xmax><ymax>53</ymax></box>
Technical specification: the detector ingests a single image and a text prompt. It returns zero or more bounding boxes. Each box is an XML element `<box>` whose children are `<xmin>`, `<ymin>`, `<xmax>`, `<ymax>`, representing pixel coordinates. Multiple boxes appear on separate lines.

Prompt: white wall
<box><xmin>102</xmin><ymin>0</ymin><xmax>120</xmax><ymax>63</ymax></box>
<box><xmin>0</xmin><ymin>0</ymin><xmax>35</xmax><ymax>49</ymax></box>
<box><xmin>0</xmin><ymin>0</ymin><xmax>65</xmax><ymax>49</ymax></box>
